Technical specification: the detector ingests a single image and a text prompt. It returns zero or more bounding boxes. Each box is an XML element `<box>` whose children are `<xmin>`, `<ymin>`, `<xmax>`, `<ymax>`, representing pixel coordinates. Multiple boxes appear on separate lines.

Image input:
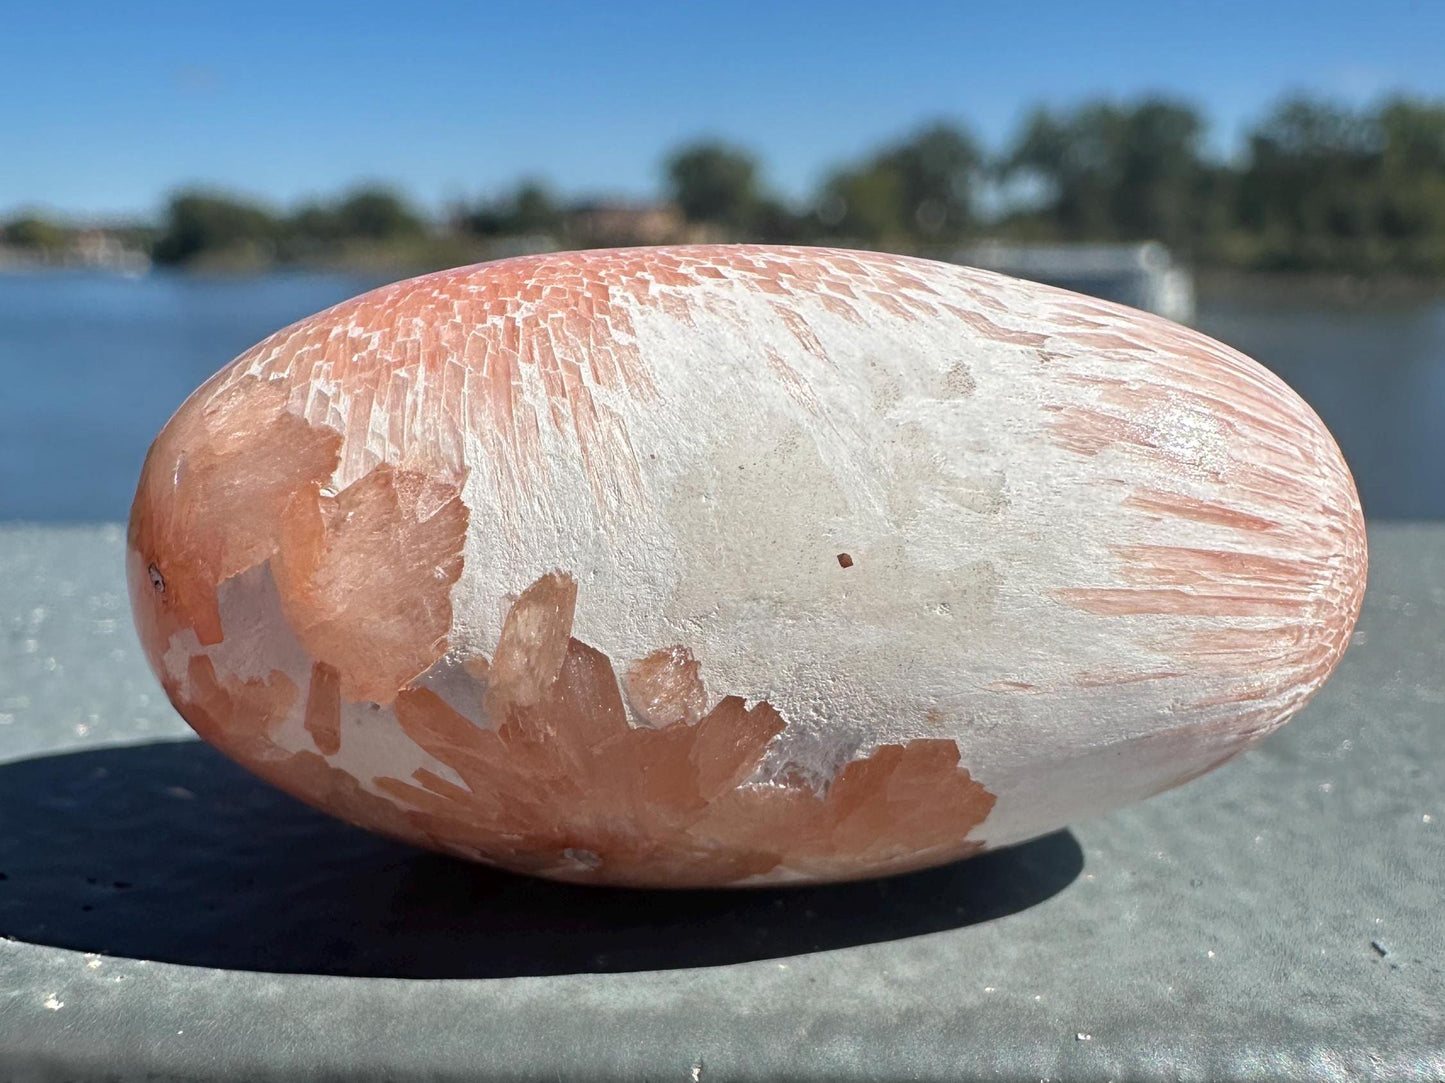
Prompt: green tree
<box><xmin>879</xmin><ymin>123</ymin><xmax>982</xmax><ymax>237</ymax></box>
<box><xmin>1002</xmin><ymin>98</ymin><xmax>1210</xmax><ymax>250</ymax></box>
<box><xmin>749</xmin><ymin>195</ymin><xmax>815</xmax><ymax>243</ymax></box>
<box><xmin>818</xmin><ymin>162</ymin><xmax>907</xmax><ymax>244</ymax></box>
<box><xmin>290</xmin><ymin>186</ymin><xmax>424</xmax><ymax>246</ymax></box>
<box><xmin>507</xmin><ymin>180</ymin><xmax>562</xmax><ymax>234</ymax></box>
<box><xmin>289</xmin><ymin>201</ymin><xmax>343</xmax><ymax>243</ymax></box>
<box><xmin>816</xmin><ymin>123</ymin><xmax>982</xmax><ymax>245</ymax></box>
<box><xmin>1236</xmin><ymin>98</ymin><xmax>1387</xmax><ymax>269</ymax></box>
<box><xmin>1114</xmin><ymin>101</ymin><xmax>1210</xmax><ymax>244</ymax></box>
<box><xmin>2</xmin><ymin>214</ymin><xmax>67</xmax><ymax>251</ymax></box>
<box><xmin>463</xmin><ymin>179</ymin><xmax>562</xmax><ymax>237</ymax></box>
<box><xmin>665</xmin><ymin>142</ymin><xmax>763</xmax><ymax>231</ymax></box>
<box><xmin>152</xmin><ymin>191</ymin><xmax>280</xmax><ymax>264</ymax></box>
<box><xmin>1377</xmin><ymin>98</ymin><xmax>1445</xmax><ymax>270</ymax></box>
<box><xmin>329</xmin><ymin>186</ymin><xmax>425</xmax><ymax>240</ymax></box>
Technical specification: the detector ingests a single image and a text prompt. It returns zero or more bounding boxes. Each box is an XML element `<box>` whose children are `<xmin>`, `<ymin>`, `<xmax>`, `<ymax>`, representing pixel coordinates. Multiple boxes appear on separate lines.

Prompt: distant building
<box><xmin>0</xmin><ymin>227</ymin><xmax>149</xmax><ymax>276</ymax></box>
<box><xmin>953</xmin><ymin>241</ymin><xmax>1195</xmax><ymax>324</ymax></box>
<box><xmin>70</xmin><ymin>230</ymin><xmax>150</xmax><ymax>276</ymax></box>
<box><xmin>566</xmin><ymin>201</ymin><xmax>689</xmax><ymax>249</ymax></box>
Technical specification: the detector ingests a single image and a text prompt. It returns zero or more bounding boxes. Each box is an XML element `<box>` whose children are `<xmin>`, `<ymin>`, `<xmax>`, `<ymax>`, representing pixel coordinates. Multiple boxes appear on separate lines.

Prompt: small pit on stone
<box><xmin>836</xmin><ymin>553</ymin><xmax>854</xmax><ymax>568</ymax></box>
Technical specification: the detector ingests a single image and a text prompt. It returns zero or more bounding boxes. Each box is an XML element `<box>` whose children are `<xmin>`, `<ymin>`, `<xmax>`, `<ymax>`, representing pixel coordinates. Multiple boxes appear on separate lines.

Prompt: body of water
<box><xmin>1</xmin><ymin>271</ymin><xmax>385</xmax><ymax>522</ymax></box>
<box><xmin>1196</xmin><ymin>293</ymin><xmax>1445</xmax><ymax>520</ymax></box>
<box><xmin>1</xmin><ymin>269</ymin><xmax>1440</xmax><ymax>520</ymax></box>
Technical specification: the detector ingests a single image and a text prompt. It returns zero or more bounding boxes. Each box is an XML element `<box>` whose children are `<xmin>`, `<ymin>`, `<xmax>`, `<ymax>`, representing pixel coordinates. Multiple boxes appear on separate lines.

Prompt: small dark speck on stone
<box><xmin>837</xmin><ymin>553</ymin><xmax>854</xmax><ymax>568</ymax></box>
<box><xmin>0</xmin><ymin>872</ymin><xmax>8</xmax><ymax>881</ymax></box>
<box><xmin>113</xmin><ymin>881</ymin><xmax>132</xmax><ymax>890</ymax></box>
<box><xmin>1371</xmin><ymin>940</ymin><xmax>1389</xmax><ymax>957</ymax></box>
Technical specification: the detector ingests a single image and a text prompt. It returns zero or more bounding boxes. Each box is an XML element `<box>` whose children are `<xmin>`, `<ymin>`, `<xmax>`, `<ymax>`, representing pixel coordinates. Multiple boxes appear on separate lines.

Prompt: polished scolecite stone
<box><xmin>126</xmin><ymin>245</ymin><xmax>1366</xmax><ymax>886</ymax></box>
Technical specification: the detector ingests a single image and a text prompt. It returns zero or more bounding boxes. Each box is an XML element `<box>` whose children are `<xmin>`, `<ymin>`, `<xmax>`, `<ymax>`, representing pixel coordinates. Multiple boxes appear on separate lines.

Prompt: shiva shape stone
<box><xmin>127</xmin><ymin>245</ymin><xmax>1367</xmax><ymax>887</ymax></box>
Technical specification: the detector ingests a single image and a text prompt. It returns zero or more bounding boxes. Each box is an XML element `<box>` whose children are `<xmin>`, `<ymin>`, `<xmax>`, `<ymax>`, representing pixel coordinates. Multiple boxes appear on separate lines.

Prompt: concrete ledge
<box><xmin>0</xmin><ymin>524</ymin><xmax>1440</xmax><ymax>1081</ymax></box>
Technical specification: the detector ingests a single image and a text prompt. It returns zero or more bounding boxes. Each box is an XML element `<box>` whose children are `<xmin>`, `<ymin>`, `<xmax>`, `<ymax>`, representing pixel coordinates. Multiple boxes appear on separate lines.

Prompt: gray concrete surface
<box><xmin>0</xmin><ymin>523</ymin><xmax>1440</xmax><ymax>1081</ymax></box>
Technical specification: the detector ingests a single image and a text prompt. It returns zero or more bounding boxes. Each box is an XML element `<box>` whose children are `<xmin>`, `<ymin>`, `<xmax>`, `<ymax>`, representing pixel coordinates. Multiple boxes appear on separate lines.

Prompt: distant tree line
<box><xmin>148</xmin><ymin>187</ymin><xmax>431</xmax><ymax>265</ymax></box>
<box><xmin>5</xmin><ymin>94</ymin><xmax>1445</xmax><ymax>275</ymax></box>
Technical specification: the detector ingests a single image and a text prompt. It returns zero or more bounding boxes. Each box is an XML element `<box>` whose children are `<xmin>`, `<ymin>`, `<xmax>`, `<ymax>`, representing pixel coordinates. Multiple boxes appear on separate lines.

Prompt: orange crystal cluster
<box><xmin>375</xmin><ymin>573</ymin><xmax>996</xmax><ymax>886</ymax></box>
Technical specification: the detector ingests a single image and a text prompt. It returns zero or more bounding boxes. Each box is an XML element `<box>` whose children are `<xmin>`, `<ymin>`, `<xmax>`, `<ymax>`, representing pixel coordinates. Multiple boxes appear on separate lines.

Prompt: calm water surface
<box><xmin>1</xmin><ymin>269</ymin><xmax>1441</xmax><ymax>520</ymax></box>
<box><xmin>1</xmin><ymin>270</ymin><xmax>385</xmax><ymax>522</ymax></box>
<box><xmin>1196</xmin><ymin>295</ymin><xmax>1445</xmax><ymax>520</ymax></box>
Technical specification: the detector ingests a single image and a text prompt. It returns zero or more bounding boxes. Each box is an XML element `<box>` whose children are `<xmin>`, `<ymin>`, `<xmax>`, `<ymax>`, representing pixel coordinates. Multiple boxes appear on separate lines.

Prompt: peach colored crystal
<box><xmin>624</xmin><ymin>646</ymin><xmax>708</xmax><ymax>728</ymax></box>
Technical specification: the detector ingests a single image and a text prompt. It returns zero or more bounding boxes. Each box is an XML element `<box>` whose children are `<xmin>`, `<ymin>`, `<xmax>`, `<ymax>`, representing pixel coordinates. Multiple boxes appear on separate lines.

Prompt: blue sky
<box><xmin>3</xmin><ymin>0</ymin><xmax>1443</xmax><ymax>219</ymax></box>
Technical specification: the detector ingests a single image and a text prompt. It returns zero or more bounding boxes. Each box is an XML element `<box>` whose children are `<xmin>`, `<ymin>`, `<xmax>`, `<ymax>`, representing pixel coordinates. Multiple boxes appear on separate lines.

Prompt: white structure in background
<box><xmin>70</xmin><ymin>231</ymin><xmax>151</xmax><ymax>277</ymax></box>
<box><xmin>955</xmin><ymin>241</ymin><xmax>1196</xmax><ymax>324</ymax></box>
<box><xmin>0</xmin><ymin>231</ymin><xmax>150</xmax><ymax>277</ymax></box>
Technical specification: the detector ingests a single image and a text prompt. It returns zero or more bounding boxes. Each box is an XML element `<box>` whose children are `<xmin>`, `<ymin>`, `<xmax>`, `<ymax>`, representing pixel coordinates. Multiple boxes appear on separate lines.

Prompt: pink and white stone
<box><xmin>127</xmin><ymin>245</ymin><xmax>1366</xmax><ymax>887</ymax></box>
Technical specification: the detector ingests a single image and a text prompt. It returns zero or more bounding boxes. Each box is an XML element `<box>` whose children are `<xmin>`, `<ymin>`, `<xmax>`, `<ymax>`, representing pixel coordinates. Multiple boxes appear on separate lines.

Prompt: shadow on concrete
<box><xmin>0</xmin><ymin>739</ymin><xmax>1082</xmax><ymax>977</ymax></box>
